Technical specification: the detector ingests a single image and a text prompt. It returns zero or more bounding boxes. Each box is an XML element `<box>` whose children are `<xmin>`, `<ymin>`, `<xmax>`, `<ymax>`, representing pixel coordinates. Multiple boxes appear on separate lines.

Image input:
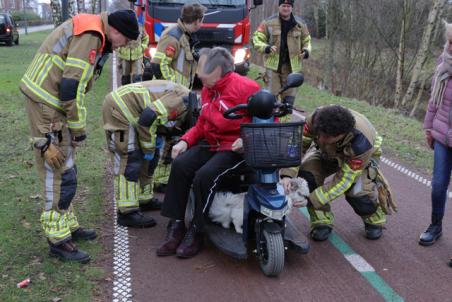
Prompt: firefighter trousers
<box><xmin>25</xmin><ymin>97</ymin><xmax>81</xmax><ymax>245</ymax></box>
<box><xmin>268</xmin><ymin>63</ymin><xmax>296</xmax><ymax>123</ymax></box>
<box><xmin>299</xmin><ymin>148</ymin><xmax>386</xmax><ymax>229</ymax></box>
<box><xmin>120</xmin><ymin>58</ymin><xmax>143</xmax><ymax>85</ymax></box>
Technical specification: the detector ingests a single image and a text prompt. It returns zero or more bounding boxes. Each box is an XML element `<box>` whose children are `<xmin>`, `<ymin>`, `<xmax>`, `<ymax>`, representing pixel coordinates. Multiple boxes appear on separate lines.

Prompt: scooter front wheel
<box><xmin>259</xmin><ymin>229</ymin><xmax>285</xmax><ymax>277</ymax></box>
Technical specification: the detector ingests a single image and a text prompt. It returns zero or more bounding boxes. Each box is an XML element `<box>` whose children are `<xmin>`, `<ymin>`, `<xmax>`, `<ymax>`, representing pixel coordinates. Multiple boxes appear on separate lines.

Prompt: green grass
<box><xmin>248</xmin><ymin>65</ymin><xmax>433</xmax><ymax>173</ymax></box>
<box><xmin>0</xmin><ymin>30</ymin><xmax>109</xmax><ymax>301</ymax></box>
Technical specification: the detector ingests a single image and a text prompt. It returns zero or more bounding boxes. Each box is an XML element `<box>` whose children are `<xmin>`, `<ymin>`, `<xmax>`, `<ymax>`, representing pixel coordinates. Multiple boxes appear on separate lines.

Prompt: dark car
<box><xmin>0</xmin><ymin>13</ymin><xmax>19</xmax><ymax>46</ymax></box>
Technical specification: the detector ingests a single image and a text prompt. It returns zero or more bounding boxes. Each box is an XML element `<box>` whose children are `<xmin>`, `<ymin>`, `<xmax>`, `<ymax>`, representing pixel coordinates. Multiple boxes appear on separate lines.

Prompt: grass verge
<box><xmin>0</xmin><ymin>30</ymin><xmax>109</xmax><ymax>301</ymax></box>
<box><xmin>248</xmin><ymin>65</ymin><xmax>433</xmax><ymax>173</ymax></box>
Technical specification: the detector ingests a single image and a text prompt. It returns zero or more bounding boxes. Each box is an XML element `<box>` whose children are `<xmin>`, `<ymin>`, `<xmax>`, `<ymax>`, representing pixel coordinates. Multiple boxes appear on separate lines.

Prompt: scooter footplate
<box><xmin>284</xmin><ymin>216</ymin><xmax>310</xmax><ymax>254</ymax></box>
<box><xmin>205</xmin><ymin>222</ymin><xmax>248</xmax><ymax>260</ymax></box>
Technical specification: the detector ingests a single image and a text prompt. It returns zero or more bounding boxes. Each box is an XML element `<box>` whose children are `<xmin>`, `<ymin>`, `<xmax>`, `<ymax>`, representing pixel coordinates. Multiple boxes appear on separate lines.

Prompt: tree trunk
<box><xmin>394</xmin><ymin>0</ymin><xmax>407</xmax><ymax>108</ymax></box>
<box><xmin>50</xmin><ymin>0</ymin><xmax>63</xmax><ymax>27</ymax></box>
<box><xmin>325</xmin><ymin>0</ymin><xmax>340</xmax><ymax>93</ymax></box>
<box><xmin>67</xmin><ymin>0</ymin><xmax>76</xmax><ymax>17</ymax></box>
<box><xmin>400</xmin><ymin>0</ymin><xmax>447</xmax><ymax>108</ymax></box>
<box><xmin>409</xmin><ymin>76</ymin><xmax>427</xmax><ymax>117</ymax></box>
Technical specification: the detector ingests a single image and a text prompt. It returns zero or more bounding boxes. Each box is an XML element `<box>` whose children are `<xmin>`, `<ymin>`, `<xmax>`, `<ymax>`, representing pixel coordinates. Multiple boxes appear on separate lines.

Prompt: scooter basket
<box><xmin>240</xmin><ymin>122</ymin><xmax>304</xmax><ymax>169</ymax></box>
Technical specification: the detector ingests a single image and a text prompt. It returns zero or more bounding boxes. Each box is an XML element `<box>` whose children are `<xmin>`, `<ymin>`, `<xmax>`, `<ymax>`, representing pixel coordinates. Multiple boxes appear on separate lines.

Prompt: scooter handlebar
<box><xmin>223</xmin><ymin>104</ymin><xmax>249</xmax><ymax>120</ymax></box>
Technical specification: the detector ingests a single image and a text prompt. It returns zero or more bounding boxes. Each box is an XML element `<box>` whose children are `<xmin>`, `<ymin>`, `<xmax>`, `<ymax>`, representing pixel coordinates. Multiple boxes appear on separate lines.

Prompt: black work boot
<box><xmin>48</xmin><ymin>240</ymin><xmax>90</xmax><ymax>264</ymax></box>
<box><xmin>153</xmin><ymin>183</ymin><xmax>167</xmax><ymax>193</ymax></box>
<box><xmin>156</xmin><ymin>220</ymin><xmax>187</xmax><ymax>256</ymax></box>
<box><xmin>72</xmin><ymin>228</ymin><xmax>97</xmax><ymax>241</ymax></box>
<box><xmin>310</xmin><ymin>225</ymin><xmax>332</xmax><ymax>241</ymax></box>
<box><xmin>364</xmin><ymin>223</ymin><xmax>383</xmax><ymax>240</ymax></box>
<box><xmin>176</xmin><ymin>223</ymin><xmax>203</xmax><ymax>259</ymax></box>
<box><xmin>121</xmin><ymin>75</ymin><xmax>131</xmax><ymax>86</ymax></box>
<box><xmin>419</xmin><ymin>213</ymin><xmax>443</xmax><ymax>246</ymax></box>
<box><xmin>139</xmin><ymin>197</ymin><xmax>162</xmax><ymax>211</ymax></box>
<box><xmin>117</xmin><ymin>210</ymin><xmax>157</xmax><ymax>228</ymax></box>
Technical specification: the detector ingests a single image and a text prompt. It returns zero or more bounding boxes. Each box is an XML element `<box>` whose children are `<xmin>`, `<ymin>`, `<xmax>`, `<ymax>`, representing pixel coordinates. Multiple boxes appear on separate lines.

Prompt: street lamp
<box><xmin>22</xmin><ymin>0</ymin><xmax>28</xmax><ymax>34</ymax></box>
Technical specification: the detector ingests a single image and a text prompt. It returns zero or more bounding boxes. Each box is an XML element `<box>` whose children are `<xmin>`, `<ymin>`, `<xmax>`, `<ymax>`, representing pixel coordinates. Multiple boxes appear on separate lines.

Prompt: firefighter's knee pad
<box><xmin>121</xmin><ymin>75</ymin><xmax>131</xmax><ymax>86</ymax></box>
<box><xmin>345</xmin><ymin>195</ymin><xmax>377</xmax><ymax>216</ymax></box>
<box><xmin>132</xmin><ymin>74</ymin><xmax>143</xmax><ymax>83</ymax></box>
<box><xmin>298</xmin><ymin>170</ymin><xmax>318</xmax><ymax>193</ymax></box>
<box><xmin>58</xmin><ymin>166</ymin><xmax>78</xmax><ymax>210</ymax></box>
<box><xmin>124</xmin><ymin>149</ymin><xmax>144</xmax><ymax>182</ymax></box>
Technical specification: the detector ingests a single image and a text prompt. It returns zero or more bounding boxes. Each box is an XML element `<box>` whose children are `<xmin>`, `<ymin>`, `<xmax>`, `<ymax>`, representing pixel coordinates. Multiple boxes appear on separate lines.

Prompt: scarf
<box><xmin>431</xmin><ymin>43</ymin><xmax>452</xmax><ymax>107</ymax></box>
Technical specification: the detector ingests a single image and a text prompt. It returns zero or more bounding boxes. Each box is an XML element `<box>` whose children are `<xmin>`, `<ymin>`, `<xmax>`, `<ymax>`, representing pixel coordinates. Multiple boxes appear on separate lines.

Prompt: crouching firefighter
<box><xmin>20</xmin><ymin>10</ymin><xmax>139</xmax><ymax>263</ymax></box>
<box><xmin>281</xmin><ymin>105</ymin><xmax>397</xmax><ymax>241</ymax></box>
<box><xmin>102</xmin><ymin>80</ymin><xmax>192</xmax><ymax>227</ymax></box>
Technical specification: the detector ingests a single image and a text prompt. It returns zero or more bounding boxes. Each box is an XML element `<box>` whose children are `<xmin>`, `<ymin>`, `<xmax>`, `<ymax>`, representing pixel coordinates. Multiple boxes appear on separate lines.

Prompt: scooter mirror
<box><xmin>248</xmin><ymin>90</ymin><xmax>276</xmax><ymax>120</ymax></box>
<box><xmin>284</xmin><ymin>73</ymin><xmax>304</xmax><ymax>89</ymax></box>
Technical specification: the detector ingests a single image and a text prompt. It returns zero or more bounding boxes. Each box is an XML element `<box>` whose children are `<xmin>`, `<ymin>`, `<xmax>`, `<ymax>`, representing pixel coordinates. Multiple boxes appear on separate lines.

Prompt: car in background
<box><xmin>0</xmin><ymin>13</ymin><xmax>19</xmax><ymax>46</ymax></box>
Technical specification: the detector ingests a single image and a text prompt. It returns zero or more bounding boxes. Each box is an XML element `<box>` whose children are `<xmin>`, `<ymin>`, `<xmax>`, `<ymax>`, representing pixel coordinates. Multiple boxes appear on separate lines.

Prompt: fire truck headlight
<box><xmin>146</xmin><ymin>47</ymin><xmax>157</xmax><ymax>58</ymax></box>
<box><xmin>234</xmin><ymin>48</ymin><xmax>247</xmax><ymax>64</ymax></box>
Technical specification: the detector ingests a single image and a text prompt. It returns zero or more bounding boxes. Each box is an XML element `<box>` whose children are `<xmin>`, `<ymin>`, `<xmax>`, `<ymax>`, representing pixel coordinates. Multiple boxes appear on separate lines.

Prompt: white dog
<box><xmin>208</xmin><ymin>177</ymin><xmax>310</xmax><ymax>234</ymax></box>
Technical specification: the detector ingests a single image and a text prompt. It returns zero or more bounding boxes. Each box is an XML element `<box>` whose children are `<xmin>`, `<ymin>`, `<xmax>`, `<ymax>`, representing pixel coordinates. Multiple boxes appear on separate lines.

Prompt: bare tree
<box><xmin>400</xmin><ymin>0</ymin><xmax>447</xmax><ymax>108</ymax></box>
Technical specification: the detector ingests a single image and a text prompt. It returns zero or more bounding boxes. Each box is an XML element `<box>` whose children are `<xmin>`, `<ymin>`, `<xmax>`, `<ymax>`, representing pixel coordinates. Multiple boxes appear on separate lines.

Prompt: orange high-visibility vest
<box><xmin>72</xmin><ymin>14</ymin><xmax>106</xmax><ymax>52</ymax></box>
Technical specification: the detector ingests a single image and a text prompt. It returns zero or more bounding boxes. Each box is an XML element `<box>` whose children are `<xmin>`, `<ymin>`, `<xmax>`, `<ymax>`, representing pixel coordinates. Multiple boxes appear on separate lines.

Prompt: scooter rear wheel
<box><xmin>259</xmin><ymin>229</ymin><xmax>285</xmax><ymax>277</ymax></box>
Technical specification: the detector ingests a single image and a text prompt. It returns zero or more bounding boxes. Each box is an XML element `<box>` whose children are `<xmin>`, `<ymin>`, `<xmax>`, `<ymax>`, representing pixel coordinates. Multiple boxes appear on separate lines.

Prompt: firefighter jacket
<box><xmin>20</xmin><ymin>13</ymin><xmax>109</xmax><ymax>138</ymax></box>
<box><xmin>281</xmin><ymin>109</ymin><xmax>383</xmax><ymax>209</ymax></box>
<box><xmin>253</xmin><ymin>14</ymin><xmax>311</xmax><ymax>72</ymax></box>
<box><xmin>181</xmin><ymin>72</ymin><xmax>260</xmax><ymax>151</ymax></box>
<box><xmin>103</xmin><ymin>80</ymin><xmax>190</xmax><ymax>154</ymax></box>
<box><xmin>151</xmin><ymin>19</ymin><xmax>196</xmax><ymax>88</ymax></box>
<box><xmin>118</xmin><ymin>28</ymin><xmax>149</xmax><ymax>61</ymax></box>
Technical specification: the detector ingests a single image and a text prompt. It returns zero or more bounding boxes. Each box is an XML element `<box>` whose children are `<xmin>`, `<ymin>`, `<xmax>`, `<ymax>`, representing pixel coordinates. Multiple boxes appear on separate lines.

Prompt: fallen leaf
<box><xmin>52</xmin><ymin>298</ymin><xmax>62</xmax><ymax>302</ymax></box>
<box><xmin>37</xmin><ymin>272</ymin><xmax>46</xmax><ymax>281</ymax></box>
<box><xmin>29</xmin><ymin>194</ymin><xmax>42</xmax><ymax>201</ymax></box>
<box><xmin>21</xmin><ymin>219</ymin><xmax>31</xmax><ymax>229</ymax></box>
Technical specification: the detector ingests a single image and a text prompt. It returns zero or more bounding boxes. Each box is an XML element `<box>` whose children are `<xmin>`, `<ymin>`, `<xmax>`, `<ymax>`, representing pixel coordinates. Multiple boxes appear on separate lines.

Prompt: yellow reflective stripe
<box><xmin>36</xmin><ymin>55</ymin><xmax>53</xmax><ymax>86</ymax></box>
<box><xmin>140</xmin><ymin>141</ymin><xmax>153</xmax><ymax>149</ymax></box>
<box><xmin>26</xmin><ymin>54</ymin><xmax>42</xmax><ymax>80</ymax></box>
<box><xmin>30</xmin><ymin>53</ymin><xmax>48</xmax><ymax>82</ymax></box>
<box><xmin>374</xmin><ymin>132</ymin><xmax>383</xmax><ymax>156</ymax></box>
<box><xmin>318</xmin><ymin>164</ymin><xmax>361</xmax><ymax>204</ymax></box>
<box><xmin>302</xmin><ymin>36</ymin><xmax>312</xmax><ymax>52</ymax></box>
<box><xmin>253</xmin><ymin>31</ymin><xmax>268</xmax><ymax>52</ymax></box>
<box><xmin>112</xmin><ymin>91</ymin><xmax>138</xmax><ymax>125</ymax></box>
<box><xmin>52</xmin><ymin>55</ymin><xmax>65</xmax><ymax>70</ymax></box>
<box><xmin>21</xmin><ymin>75</ymin><xmax>63</xmax><ymax>110</ymax></box>
<box><xmin>154</xmin><ymin>99</ymin><xmax>168</xmax><ymax>121</ymax></box>
<box><xmin>65</xmin><ymin>57</ymin><xmax>93</xmax><ymax>129</ymax></box>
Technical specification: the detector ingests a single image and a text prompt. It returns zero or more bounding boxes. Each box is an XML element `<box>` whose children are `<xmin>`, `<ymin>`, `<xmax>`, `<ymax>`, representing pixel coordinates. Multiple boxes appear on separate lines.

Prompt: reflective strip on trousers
<box><xmin>115</xmin><ymin>174</ymin><xmax>139</xmax><ymax>211</ymax></box>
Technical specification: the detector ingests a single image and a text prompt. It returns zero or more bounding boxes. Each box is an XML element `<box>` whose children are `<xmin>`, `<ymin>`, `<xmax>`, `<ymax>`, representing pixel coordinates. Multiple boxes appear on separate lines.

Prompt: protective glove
<box><xmin>72</xmin><ymin>134</ymin><xmax>87</xmax><ymax>148</ymax></box>
<box><xmin>155</xmin><ymin>136</ymin><xmax>164</xmax><ymax>150</ymax></box>
<box><xmin>144</xmin><ymin>152</ymin><xmax>155</xmax><ymax>161</ymax></box>
<box><xmin>34</xmin><ymin>137</ymin><xmax>66</xmax><ymax>169</ymax></box>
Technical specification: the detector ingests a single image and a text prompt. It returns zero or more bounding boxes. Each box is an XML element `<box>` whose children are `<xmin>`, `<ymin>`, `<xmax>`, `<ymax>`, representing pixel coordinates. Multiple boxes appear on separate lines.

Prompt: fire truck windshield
<box><xmin>150</xmin><ymin>0</ymin><xmax>246</xmax><ymax>6</ymax></box>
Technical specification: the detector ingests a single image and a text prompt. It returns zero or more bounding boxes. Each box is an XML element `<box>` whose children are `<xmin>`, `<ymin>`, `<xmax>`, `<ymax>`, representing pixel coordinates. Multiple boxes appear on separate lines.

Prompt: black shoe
<box><xmin>365</xmin><ymin>223</ymin><xmax>383</xmax><ymax>240</ymax></box>
<box><xmin>419</xmin><ymin>224</ymin><xmax>442</xmax><ymax>246</ymax></box>
<box><xmin>117</xmin><ymin>210</ymin><xmax>157</xmax><ymax>228</ymax></box>
<box><xmin>310</xmin><ymin>225</ymin><xmax>332</xmax><ymax>241</ymax></box>
<box><xmin>49</xmin><ymin>240</ymin><xmax>90</xmax><ymax>264</ymax></box>
<box><xmin>153</xmin><ymin>183</ymin><xmax>167</xmax><ymax>193</ymax></box>
<box><xmin>139</xmin><ymin>198</ymin><xmax>162</xmax><ymax>211</ymax></box>
<box><xmin>72</xmin><ymin>228</ymin><xmax>97</xmax><ymax>241</ymax></box>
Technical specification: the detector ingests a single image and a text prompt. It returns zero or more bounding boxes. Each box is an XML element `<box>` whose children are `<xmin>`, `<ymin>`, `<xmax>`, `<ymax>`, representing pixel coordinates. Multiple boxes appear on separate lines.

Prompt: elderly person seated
<box><xmin>156</xmin><ymin>47</ymin><xmax>260</xmax><ymax>258</ymax></box>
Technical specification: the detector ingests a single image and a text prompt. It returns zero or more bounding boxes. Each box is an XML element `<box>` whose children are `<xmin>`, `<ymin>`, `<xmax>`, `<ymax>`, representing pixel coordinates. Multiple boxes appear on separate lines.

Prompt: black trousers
<box><xmin>161</xmin><ymin>142</ymin><xmax>244</xmax><ymax>229</ymax></box>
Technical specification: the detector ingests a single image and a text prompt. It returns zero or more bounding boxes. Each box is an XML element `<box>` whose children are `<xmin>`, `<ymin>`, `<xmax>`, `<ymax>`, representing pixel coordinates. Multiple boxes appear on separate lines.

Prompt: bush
<box><xmin>11</xmin><ymin>10</ymin><xmax>41</xmax><ymax>22</ymax></box>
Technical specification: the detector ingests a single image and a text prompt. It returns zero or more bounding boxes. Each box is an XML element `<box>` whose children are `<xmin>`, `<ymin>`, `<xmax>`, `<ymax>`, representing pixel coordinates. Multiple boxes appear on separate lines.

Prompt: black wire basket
<box><xmin>240</xmin><ymin>121</ymin><xmax>304</xmax><ymax>169</ymax></box>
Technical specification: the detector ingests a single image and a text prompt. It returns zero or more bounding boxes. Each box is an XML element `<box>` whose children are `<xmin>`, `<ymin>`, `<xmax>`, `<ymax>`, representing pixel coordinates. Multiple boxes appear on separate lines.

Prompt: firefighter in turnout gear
<box><xmin>252</xmin><ymin>0</ymin><xmax>311</xmax><ymax>122</ymax></box>
<box><xmin>151</xmin><ymin>3</ymin><xmax>206</xmax><ymax>193</ymax></box>
<box><xmin>151</xmin><ymin>2</ymin><xmax>206</xmax><ymax>88</ymax></box>
<box><xmin>117</xmin><ymin>26</ymin><xmax>149</xmax><ymax>85</ymax></box>
<box><xmin>102</xmin><ymin>80</ymin><xmax>191</xmax><ymax>228</ymax></box>
<box><xmin>281</xmin><ymin>105</ymin><xmax>396</xmax><ymax>241</ymax></box>
<box><xmin>20</xmin><ymin>10</ymin><xmax>139</xmax><ymax>263</ymax></box>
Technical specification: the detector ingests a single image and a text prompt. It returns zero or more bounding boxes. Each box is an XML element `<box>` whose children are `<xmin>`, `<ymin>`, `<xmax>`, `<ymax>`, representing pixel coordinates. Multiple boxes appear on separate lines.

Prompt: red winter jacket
<box><xmin>181</xmin><ymin>72</ymin><xmax>260</xmax><ymax>151</ymax></box>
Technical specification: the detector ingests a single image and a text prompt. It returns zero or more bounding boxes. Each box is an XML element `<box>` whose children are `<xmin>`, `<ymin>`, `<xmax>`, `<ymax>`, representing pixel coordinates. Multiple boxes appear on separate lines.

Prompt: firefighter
<box><xmin>117</xmin><ymin>26</ymin><xmax>149</xmax><ymax>85</ymax></box>
<box><xmin>20</xmin><ymin>10</ymin><xmax>139</xmax><ymax>263</ymax></box>
<box><xmin>281</xmin><ymin>105</ymin><xmax>396</xmax><ymax>241</ymax></box>
<box><xmin>252</xmin><ymin>0</ymin><xmax>311</xmax><ymax>122</ymax></box>
<box><xmin>150</xmin><ymin>3</ymin><xmax>207</xmax><ymax>194</ymax></box>
<box><xmin>102</xmin><ymin>80</ymin><xmax>191</xmax><ymax>227</ymax></box>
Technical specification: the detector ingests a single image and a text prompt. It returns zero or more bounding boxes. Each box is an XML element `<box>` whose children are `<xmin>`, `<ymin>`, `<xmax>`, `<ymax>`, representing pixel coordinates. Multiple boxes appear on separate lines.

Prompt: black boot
<box><xmin>153</xmin><ymin>183</ymin><xmax>167</xmax><ymax>193</ymax></box>
<box><xmin>139</xmin><ymin>197</ymin><xmax>162</xmax><ymax>211</ymax></box>
<box><xmin>72</xmin><ymin>228</ymin><xmax>97</xmax><ymax>241</ymax></box>
<box><xmin>121</xmin><ymin>75</ymin><xmax>131</xmax><ymax>86</ymax></box>
<box><xmin>419</xmin><ymin>213</ymin><xmax>443</xmax><ymax>246</ymax></box>
<box><xmin>117</xmin><ymin>210</ymin><xmax>157</xmax><ymax>228</ymax></box>
<box><xmin>176</xmin><ymin>223</ymin><xmax>203</xmax><ymax>258</ymax></box>
<box><xmin>48</xmin><ymin>240</ymin><xmax>90</xmax><ymax>264</ymax></box>
<box><xmin>310</xmin><ymin>225</ymin><xmax>332</xmax><ymax>241</ymax></box>
<box><xmin>364</xmin><ymin>223</ymin><xmax>383</xmax><ymax>240</ymax></box>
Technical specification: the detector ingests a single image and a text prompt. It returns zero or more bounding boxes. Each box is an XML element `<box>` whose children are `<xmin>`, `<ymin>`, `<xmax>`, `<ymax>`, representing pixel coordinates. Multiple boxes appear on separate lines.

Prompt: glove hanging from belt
<box><xmin>34</xmin><ymin>134</ymin><xmax>66</xmax><ymax>169</ymax></box>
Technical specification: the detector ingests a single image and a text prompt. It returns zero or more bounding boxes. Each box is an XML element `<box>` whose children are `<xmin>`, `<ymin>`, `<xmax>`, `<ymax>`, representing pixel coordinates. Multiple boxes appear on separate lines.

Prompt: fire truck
<box><xmin>132</xmin><ymin>0</ymin><xmax>263</xmax><ymax>80</ymax></box>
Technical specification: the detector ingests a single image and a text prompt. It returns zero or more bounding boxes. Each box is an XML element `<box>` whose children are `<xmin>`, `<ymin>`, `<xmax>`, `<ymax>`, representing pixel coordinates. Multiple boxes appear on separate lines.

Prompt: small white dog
<box><xmin>208</xmin><ymin>177</ymin><xmax>310</xmax><ymax>234</ymax></box>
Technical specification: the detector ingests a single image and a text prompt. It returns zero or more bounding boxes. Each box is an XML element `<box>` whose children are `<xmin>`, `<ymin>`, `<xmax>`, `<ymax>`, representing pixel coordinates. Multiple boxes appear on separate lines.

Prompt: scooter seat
<box><xmin>204</xmin><ymin>222</ymin><xmax>248</xmax><ymax>260</ymax></box>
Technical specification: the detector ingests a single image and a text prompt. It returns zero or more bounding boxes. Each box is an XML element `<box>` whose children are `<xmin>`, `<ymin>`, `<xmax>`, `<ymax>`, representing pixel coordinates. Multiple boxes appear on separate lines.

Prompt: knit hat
<box><xmin>108</xmin><ymin>10</ymin><xmax>139</xmax><ymax>40</ymax></box>
<box><xmin>279</xmin><ymin>0</ymin><xmax>294</xmax><ymax>6</ymax></box>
